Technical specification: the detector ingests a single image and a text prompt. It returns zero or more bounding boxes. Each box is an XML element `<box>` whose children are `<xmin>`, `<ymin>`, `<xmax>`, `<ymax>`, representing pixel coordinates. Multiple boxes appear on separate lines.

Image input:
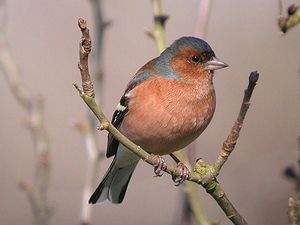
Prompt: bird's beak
<box><xmin>205</xmin><ymin>57</ymin><xmax>228</xmax><ymax>71</ymax></box>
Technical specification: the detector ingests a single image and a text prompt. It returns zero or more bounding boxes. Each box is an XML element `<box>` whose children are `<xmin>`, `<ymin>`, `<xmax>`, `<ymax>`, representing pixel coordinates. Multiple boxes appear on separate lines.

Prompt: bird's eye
<box><xmin>191</xmin><ymin>55</ymin><xmax>200</xmax><ymax>63</ymax></box>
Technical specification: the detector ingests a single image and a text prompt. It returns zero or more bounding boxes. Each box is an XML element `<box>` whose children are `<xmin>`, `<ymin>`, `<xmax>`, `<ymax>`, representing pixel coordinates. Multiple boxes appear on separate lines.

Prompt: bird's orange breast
<box><xmin>119</xmin><ymin>75</ymin><xmax>216</xmax><ymax>155</ymax></box>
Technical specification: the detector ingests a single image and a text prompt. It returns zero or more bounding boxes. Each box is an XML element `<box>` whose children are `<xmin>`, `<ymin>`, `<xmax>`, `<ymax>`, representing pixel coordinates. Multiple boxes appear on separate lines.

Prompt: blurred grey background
<box><xmin>1</xmin><ymin>0</ymin><xmax>300</xmax><ymax>224</ymax></box>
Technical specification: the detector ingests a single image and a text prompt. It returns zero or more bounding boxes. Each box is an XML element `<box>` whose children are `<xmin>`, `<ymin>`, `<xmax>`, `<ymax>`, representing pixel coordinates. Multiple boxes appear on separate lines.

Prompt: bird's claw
<box><xmin>172</xmin><ymin>162</ymin><xmax>189</xmax><ymax>186</ymax></box>
<box><xmin>153</xmin><ymin>155</ymin><xmax>167</xmax><ymax>177</ymax></box>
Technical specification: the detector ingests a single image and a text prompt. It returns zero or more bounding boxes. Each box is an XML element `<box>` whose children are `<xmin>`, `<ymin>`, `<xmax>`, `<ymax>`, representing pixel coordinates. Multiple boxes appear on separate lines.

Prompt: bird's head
<box><xmin>159</xmin><ymin>37</ymin><xmax>228</xmax><ymax>81</ymax></box>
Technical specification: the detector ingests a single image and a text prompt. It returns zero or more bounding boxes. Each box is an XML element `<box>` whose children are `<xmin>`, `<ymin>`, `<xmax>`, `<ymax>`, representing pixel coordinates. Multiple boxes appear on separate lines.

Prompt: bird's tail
<box><xmin>88</xmin><ymin>149</ymin><xmax>139</xmax><ymax>204</ymax></box>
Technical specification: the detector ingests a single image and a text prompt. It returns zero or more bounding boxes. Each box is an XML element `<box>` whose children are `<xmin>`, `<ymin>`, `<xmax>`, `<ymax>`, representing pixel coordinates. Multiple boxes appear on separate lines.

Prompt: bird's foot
<box><xmin>153</xmin><ymin>155</ymin><xmax>167</xmax><ymax>177</ymax></box>
<box><xmin>172</xmin><ymin>162</ymin><xmax>189</xmax><ymax>186</ymax></box>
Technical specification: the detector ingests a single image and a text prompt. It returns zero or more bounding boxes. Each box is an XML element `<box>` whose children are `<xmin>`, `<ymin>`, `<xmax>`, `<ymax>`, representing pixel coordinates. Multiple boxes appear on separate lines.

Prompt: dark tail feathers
<box><xmin>89</xmin><ymin>157</ymin><xmax>138</xmax><ymax>204</ymax></box>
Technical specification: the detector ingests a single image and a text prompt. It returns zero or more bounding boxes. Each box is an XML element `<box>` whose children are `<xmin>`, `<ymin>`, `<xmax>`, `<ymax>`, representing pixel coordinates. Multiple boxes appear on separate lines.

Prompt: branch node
<box><xmin>81</xmin><ymin>40</ymin><xmax>92</xmax><ymax>55</ymax></box>
<box><xmin>284</xmin><ymin>166</ymin><xmax>298</xmax><ymax>181</ymax></box>
<box><xmin>222</xmin><ymin>141</ymin><xmax>236</xmax><ymax>154</ymax></box>
<box><xmin>19</xmin><ymin>179</ymin><xmax>34</xmax><ymax>191</ymax></box>
<box><xmin>154</xmin><ymin>15</ymin><xmax>169</xmax><ymax>27</ymax></box>
<box><xmin>144</xmin><ymin>28</ymin><xmax>155</xmax><ymax>39</ymax></box>
<box><xmin>97</xmin><ymin>122</ymin><xmax>109</xmax><ymax>131</ymax></box>
<box><xmin>82</xmin><ymin>81</ymin><xmax>95</xmax><ymax>98</ymax></box>
<box><xmin>193</xmin><ymin>159</ymin><xmax>215</xmax><ymax>184</ymax></box>
<box><xmin>73</xmin><ymin>83</ymin><xmax>83</xmax><ymax>95</ymax></box>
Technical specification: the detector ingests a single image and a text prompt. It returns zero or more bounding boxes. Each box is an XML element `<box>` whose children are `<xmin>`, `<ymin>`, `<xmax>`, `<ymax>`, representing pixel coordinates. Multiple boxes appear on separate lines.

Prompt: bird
<box><xmin>89</xmin><ymin>36</ymin><xmax>228</xmax><ymax>204</ymax></box>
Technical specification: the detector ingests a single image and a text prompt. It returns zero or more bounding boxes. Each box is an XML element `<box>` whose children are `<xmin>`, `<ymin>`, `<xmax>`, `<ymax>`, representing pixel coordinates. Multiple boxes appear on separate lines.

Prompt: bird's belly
<box><xmin>119</xmin><ymin>96</ymin><xmax>215</xmax><ymax>155</ymax></box>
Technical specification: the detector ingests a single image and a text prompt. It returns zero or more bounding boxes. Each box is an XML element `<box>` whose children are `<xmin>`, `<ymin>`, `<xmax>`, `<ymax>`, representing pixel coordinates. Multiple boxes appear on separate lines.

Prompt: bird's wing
<box><xmin>106</xmin><ymin>58</ymin><xmax>157</xmax><ymax>158</ymax></box>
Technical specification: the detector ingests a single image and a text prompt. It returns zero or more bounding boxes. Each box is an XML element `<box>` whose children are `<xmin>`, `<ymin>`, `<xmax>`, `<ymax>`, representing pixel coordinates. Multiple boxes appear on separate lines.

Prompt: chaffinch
<box><xmin>89</xmin><ymin>36</ymin><xmax>228</xmax><ymax>204</ymax></box>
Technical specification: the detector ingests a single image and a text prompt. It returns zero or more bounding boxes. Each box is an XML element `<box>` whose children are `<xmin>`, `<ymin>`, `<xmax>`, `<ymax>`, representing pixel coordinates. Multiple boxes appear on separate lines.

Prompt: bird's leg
<box><xmin>153</xmin><ymin>155</ymin><xmax>167</xmax><ymax>177</ymax></box>
<box><xmin>170</xmin><ymin>153</ymin><xmax>189</xmax><ymax>186</ymax></box>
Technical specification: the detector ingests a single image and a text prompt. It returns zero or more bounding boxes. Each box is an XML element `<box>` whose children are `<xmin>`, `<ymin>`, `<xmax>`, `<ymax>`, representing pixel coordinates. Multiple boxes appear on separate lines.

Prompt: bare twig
<box><xmin>90</xmin><ymin>0</ymin><xmax>111</xmax><ymax>86</ymax></box>
<box><xmin>193</xmin><ymin>72</ymin><xmax>258</xmax><ymax>225</ymax></box>
<box><xmin>75</xmin><ymin>121</ymin><xmax>104</xmax><ymax>225</ymax></box>
<box><xmin>19</xmin><ymin>180</ymin><xmax>39</xmax><ymax>220</ymax></box>
<box><xmin>78</xmin><ymin>18</ymin><xmax>94</xmax><ymax>98</ymax></box>
<box><xmin>77</xmin><ymin>0</ymin><xmax>110</xmax><ymax>223</ymax></box>
<box><xmin>78</xmin><ymin>1</ymin><xmax>110</xmax><ymax>224</ymax></box>
<box><xmin>214</xmin><ymin>71</ymin><xmax>259</xmax><ymax>174</ymax></box>
<box><xmin>151</xmin><ymin>0</ymin><xmax>168</xmax><ymax>53</ymax></box>
<box><xmin>0</xmin><ymin>1</ymin><xmax>52</xmax><ymax>224</ymax></box>
<box><xmin>75</xmin><ymin>18</ymin><xmax>258</xmax><ymax>225</ymax></box>
<box><xmin>78</xmin><ymin>17</ymin><xmax>97</xmax><ymax>225</ymax></box>
<box><xmin>196</xmin><ymin>0</ymin><xmax>212</xmax><ymax>38</ymax></box>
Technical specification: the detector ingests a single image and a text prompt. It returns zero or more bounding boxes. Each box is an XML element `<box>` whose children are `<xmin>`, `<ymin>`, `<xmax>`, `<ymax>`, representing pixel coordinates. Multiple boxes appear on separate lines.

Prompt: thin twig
<box><xmin>19</xmin><ymin>180</ymin><xmax>39</xmax><ymax>221</ymax></box>
<box><xmin>78</xmin><ymin>18</ymin><xmax>94</xmax><ymax>98</ymax></box>
<box><xmin>76</xmin><ymin>121</ymin><xmax>104</xmax><ymax>225</ymax></box>
<box><xmin>75</xmin><ymin>18</ymin><xmax>258</xmax><ymax>225</ymax></box>
<box><xmin>0</xmin><ymin>1</ymin><xmax>52</xmax><ymax>224</ymax></box>
<box><xmin>78</xmin><ymin>10</ymin><xmax>98</xmax><ymax>225</ymax></box>
<box><xmin>214</xmin><ymin>71</ymin><xmax>259</xmax><ymax>174</ymax></box>
<box><xmin>152</xmin><ymin>0</ymin><xmax>168</xmax><ymax>53</ymax></box>
<box><xmin>196</xmin><ymin>0</ymin><xmax>212</xmax><ymax>38</ymax></box>
<box><xmin>78</xmin><ymin>0</ymin><xmax>110</xmax><ymax>223</ymax></box>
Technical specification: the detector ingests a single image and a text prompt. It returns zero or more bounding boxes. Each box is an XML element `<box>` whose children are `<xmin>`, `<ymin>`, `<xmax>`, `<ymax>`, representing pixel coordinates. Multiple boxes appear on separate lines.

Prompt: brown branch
<box><xmin>214</xmin><ymin>71</ymin><xmax>259</xmax><ymax>174</ymax></box>
<box><xmin>151</xmin><ymin>0</ymin><xmax>168</xmax><ymax>53</ymax></box>
<box><xmin>76</xmin><ymin>121</ymin><xmax>104</xmax><ymax>225</ymax></box>
<box><xmin>89</xmin><ymin>0</ymin><xmax>111</xmax><ymax>85</ymax></box>
<box><xmin>74</xmin><ymin>18</ymin><xmax>258</xmax><ymax>225</ymax></box>
<box><xmin>19</xmin><ymin>180</ymin><xmax>39</xmax><ymax>220</ymax></box>
<box><xmin>0</xmin><ymin>1</ymin><xmax>52</xmax><ymax>224</ymax></box>
<box><xmin>78</xmin><ymin>18</ymin><xmax>94</xmax><ymax>98</ymax></box>
<box><xmin>195</xmin><ymin>0</ymin><xmax>212</xmax><ymax>38</ymax></box>
<box><xmin>77</xmin><ymin>11</ymin><xmax>98</xmax><ymax>225</ymax></box>
<box><xmin>78</xmin><ymin>1</ymin><xmax>111</xmax><ymax>224</ymax></box>
<box><xmin>77</xmin><ymin>17</ymin><xmax>100</xmax><ymax>225</ymax></box>
<box><xmin>0</xmin><ymin>0</ymin><xmax>31</xmax><ymax>109</ymax></box>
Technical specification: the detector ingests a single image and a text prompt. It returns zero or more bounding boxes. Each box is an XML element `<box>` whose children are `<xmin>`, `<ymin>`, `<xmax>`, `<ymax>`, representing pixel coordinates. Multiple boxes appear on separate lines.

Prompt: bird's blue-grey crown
<box><xmin>153</xmin><ymin>37</ymin><xmax>216</xmax><ymax>80</ymax></box>
<box><xmin>167</xmin><ymin>36</ymin><xmax>215</xmax><ymax>58</ymax></box>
